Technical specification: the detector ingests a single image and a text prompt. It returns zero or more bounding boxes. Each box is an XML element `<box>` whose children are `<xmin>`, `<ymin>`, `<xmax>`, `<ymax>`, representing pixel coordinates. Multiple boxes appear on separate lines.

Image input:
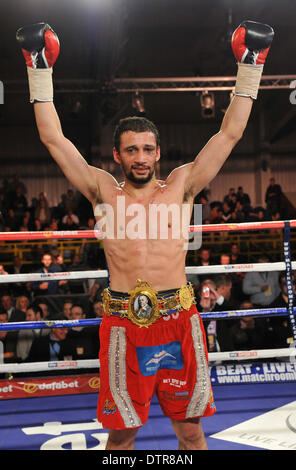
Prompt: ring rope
<box><xmin>0</xmin><ymin>218</ymin><xmax>295</xmax><ymax>241</ymax></box>
<box><xmin>186</xmin><ymin>262</ymin><xmax>290</xmax><ymax>274</ymax></box>
<box><xmin>0</xmin><ymin>359</ymin><xmax>99</xmax><ymax>373</ymax></box>
<box><xmin>209</xmin><ymin>347</ymin><xmax>296</xmax><ymax>362</ymax></box>
<box><xmin>0</xmin><ymin>270</ymin><xmax>109</xmax><ymax>284</ymax></box>
<box><xmin>0</xmin><ymin>318</ymin><xmax>102</xmax><ymax>331</ymax></box>
<box><xmin>0</xmin><ymin>262</ymin><xmax>292</xmax><ymax>285</ymax></box>
<box><xmin>0</xmin><ymin>307</ymin><xmax>292</xmax><ymax>332</ymax></box>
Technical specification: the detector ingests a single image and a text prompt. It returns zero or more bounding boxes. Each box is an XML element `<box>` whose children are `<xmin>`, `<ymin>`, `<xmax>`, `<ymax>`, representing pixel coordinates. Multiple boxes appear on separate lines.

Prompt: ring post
<box><xmin>283</xmin><ymin>221</ymin><xmax>296</xmax><ymax>340</ymax></box>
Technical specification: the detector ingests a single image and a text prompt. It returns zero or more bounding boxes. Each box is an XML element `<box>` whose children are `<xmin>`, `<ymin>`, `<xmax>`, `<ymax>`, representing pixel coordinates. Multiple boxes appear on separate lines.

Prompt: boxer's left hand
<box><xmin>231</xmin><ymin>20</ymin><xmax>274</xmax><ymax>66</ymax></box>
<box><xmin>232</xmin><ymin>20</ymin><xmax>274</xmax><ymax>99</ymax></box>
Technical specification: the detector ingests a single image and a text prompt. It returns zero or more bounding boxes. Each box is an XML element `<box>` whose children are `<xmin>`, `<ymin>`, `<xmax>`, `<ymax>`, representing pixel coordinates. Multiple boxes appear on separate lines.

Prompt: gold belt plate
<box><xmin>177</xmin><ymin>284</ymin><xmax>195</xmax><ymax>311</ymax></box>
<box><xmin>102</xmin><ymin>288</ymin><xmax>112</xmax><ymax>316</ymax></box>
<box><xmin>127</xmin><ymin>279</ymin><xmax>160</xmax><ymax>328</ymax></box>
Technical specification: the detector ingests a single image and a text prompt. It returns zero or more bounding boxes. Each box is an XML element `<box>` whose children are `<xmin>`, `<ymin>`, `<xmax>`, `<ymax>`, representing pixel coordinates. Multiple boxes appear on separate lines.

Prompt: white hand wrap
<box><xmin>27</xmin><ymin>67</ymin><xmax>53</xmax><ymax>103</ymax></box>
<box><xmin>235</xmin><ymin>62</ymin><xmax>264</xmax><ymax>100</ymax></box>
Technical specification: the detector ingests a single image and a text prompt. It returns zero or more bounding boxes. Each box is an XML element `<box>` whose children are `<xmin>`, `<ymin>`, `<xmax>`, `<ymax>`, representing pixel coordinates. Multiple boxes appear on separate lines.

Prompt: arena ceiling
<box><xmin>1</xmin><ymin>0</ymin><xmax>296</xmax><ymax>157</ymax></box>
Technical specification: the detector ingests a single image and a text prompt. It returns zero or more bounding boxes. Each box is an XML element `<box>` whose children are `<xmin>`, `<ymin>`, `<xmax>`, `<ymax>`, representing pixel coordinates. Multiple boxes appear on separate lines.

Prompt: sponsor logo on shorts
<box><xmin>162</xmin><ymin>378</ymin><xmax>187</xmax><ymax>388</ymax></box>
<box><xmin>175</xmin><ymin>390</ymin><xmax>189</xmax><ymax>397</ymax></box>
<box><xmin>136</xmin><ymin>341</ymin><xmax>183</xmax><ymax>376</ymax></box>
<box><xmin>160</xmin><ymin>390</ymin><xmax>189</xmax><ymax>401</ymax></box>
<box><xmin>103</xmin><ymin>399</ymin><xmax>117</xmax><ymax>415</ymax></box>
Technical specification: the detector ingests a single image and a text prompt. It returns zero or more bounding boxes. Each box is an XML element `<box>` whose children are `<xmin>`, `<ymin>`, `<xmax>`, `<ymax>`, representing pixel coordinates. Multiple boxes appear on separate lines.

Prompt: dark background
<box><xmin>0</xmin><ymin>0</ymin><xmax>296</xmax><ymax>166</ymax></box>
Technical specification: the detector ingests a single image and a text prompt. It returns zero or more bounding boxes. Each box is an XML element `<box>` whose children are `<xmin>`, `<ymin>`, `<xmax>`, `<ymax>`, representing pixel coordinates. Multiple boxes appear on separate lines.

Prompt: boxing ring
<box><xmin>0</xmin><ymin>219</ymin><xmax>295</xmax><ymax>451</ymax></box>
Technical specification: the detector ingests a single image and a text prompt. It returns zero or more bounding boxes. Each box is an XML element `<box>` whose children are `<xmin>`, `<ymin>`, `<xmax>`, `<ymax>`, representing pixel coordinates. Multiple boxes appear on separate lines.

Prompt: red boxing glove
<box><xmin>232</xmin><ymin>20</ymin><xmax>274</xmax><ymax>66</ymax></box>
<box><xmin>16</xmin><ymin>22</ymin><xmax>60</xmax><ymax>69</ymax></box>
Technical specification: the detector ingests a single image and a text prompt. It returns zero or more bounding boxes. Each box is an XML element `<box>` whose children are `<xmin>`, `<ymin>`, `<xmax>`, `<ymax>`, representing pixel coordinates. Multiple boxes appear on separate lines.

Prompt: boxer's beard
<box><xmin>121</xmin><ymin>162</ymin><xmax>154</xmax><ymax>184</ymax></box>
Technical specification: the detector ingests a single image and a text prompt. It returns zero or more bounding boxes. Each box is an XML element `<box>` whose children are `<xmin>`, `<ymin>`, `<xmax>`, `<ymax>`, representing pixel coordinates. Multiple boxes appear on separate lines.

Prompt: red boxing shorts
<box><xmin>97</xmin><ymin>304</ymin><xmax>216</xmax><ymax>429</ymax></box>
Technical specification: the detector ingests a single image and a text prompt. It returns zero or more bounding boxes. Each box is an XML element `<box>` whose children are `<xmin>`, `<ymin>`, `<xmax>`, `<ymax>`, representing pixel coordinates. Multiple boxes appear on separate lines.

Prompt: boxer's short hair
<box><xmin>113</xmin><ymin>116</ymin><xmax>160</xmax><ymax>153</ymax></box>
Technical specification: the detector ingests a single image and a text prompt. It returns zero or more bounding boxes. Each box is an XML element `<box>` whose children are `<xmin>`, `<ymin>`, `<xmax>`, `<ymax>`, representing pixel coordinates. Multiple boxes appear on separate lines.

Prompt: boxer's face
<box><xmin>113</xmin><ymin>131</ymin><xmax>160</xmax><ymax>184</ymax></box>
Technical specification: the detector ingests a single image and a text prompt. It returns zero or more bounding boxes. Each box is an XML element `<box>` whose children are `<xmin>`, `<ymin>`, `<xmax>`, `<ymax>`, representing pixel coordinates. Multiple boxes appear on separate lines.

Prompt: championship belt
<box><xmin>102</xmin><ymin>279</ymin><xmax>195</xmax><ymax>328</ymax></box>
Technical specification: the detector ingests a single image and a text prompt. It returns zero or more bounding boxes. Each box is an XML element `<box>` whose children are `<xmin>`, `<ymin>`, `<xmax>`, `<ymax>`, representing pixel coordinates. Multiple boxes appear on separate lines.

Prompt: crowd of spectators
<box><xmin>0</xmin><ymin>176</ymin><xmax>95</xmax><ymax>233</ymax></box>
<box><xmin>0</xmin><ymin>175</ymin><xmax>287</xmax><ymax>234</ymax></box>
<box><xmin>0</xmin><ymin>174</ymin><xmax>108</xmax><ymax>296</ymax></box>
<box><xmin>0</xmin><ymin>176</ymin><xmax>107</xmax><ymax>370</ymax></box>
<box><xmin>188</xmin><ymin>255</ymin><xmax>293</xmax><ymax>354</ymax></box>
<box><xmin>0</xmin><ymin>294</ymin><xmax>103</xmax><ymax>370</ymax></box>
<box><xmin>190</xmin><ymin>179</ymin><xmax>293</xmax><ymax>352</ymax></box>
<box><xmin>196</xmin><ymin>177</ymin><xmax>285</xmax><ymax>225</ymax></box>
<box><xmin>0</xmin><ymin>175</ymin><xmax>294</xmax><ymax>370</ymax></box>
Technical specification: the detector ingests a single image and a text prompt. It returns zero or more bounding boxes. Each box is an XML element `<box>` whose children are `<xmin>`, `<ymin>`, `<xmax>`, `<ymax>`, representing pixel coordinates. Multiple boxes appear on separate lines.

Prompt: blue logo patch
<box><xmin>136</xmin><ymin>341</ymin><xmax>183</xmax><ymax>376</ymax></box>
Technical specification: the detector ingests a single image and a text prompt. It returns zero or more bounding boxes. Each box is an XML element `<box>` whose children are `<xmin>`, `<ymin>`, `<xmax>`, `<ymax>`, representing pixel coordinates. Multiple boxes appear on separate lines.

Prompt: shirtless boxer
<box><xmin>16</xmin><ymin>20</ymin><xmax>273</xmax><ymax>450</ymax></box>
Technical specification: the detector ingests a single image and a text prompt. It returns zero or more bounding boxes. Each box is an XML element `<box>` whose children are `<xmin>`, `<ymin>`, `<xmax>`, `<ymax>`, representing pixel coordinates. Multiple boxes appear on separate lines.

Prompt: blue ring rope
<box><xmin>0</xmin><ymin>307</ymin><xmax>292</xmax><ymax>331</ymax></box>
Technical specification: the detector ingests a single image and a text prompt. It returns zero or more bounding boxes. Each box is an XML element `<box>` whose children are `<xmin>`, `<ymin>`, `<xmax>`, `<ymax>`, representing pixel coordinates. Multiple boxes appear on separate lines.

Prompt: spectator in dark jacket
<box><xmin>0</xmin><ymin>311</ymin><xmax>19</xmax><ymax>363</ymax></box>
<box><xmin>1</xmin><ymin>293</ymin><xmax>25</xmax><ymax>322</ymax></box>
<box><xmin>66</xmin><ymin>303</ymin><xmax>99</xmax><ymax>360</ymax></box>
<box><xmin>265</xmin><ymin>177</ymin><xmax>283</xmax><ymax>215</ymax></box>
<box><xmin>230</xmin><ymin>301</ymin><xmax>270</xmax><ymax>350</ymax></box>
<box><xmin>17</xmin><ymin>304</ymin><xmax>50</xmax><ymax>362</ymax></box>
<box><xmin>27</xmin><ymin>314</ymin><xmax>75</xmax><ymax>362</ymax></box>
<box><xmin>31</xmin><ymin>253</ymin><xmax>68</xmax><ymax>296</ymax></box>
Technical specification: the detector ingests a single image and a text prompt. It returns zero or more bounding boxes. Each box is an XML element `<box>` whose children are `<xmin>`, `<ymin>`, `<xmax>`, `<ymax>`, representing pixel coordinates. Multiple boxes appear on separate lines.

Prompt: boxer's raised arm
<box><xmin>182</xmin><ymin>94</ymin><xmax>252</xmax><ymax>196</ymax></box>
<box><xmin>180</xmin><ymin>21</ymin><xmax>274</xmax><ymax>197</ymax></box>
<box><xmin>16</xmin><ymin>23</ymin><xmax>102</xmax><ymax>203</ymax></box>
<box><xmin>33</xmin><ymin>101</ymin><xmax>99</xmax><ymax>202</ymax></box>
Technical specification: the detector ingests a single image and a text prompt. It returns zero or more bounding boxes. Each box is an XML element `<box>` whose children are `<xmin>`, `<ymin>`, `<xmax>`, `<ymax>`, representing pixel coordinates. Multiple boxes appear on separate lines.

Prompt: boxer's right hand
<box><xmin>16</xmin><ymin>23</ymin><xmax>59</xmax><ymax>103</ymax></box>
<box><xmin>16</xmin><ymin>22</ymin><xmax>60</xmax><ymax>69</ymax></box>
